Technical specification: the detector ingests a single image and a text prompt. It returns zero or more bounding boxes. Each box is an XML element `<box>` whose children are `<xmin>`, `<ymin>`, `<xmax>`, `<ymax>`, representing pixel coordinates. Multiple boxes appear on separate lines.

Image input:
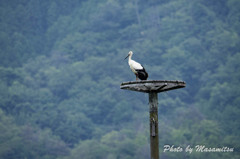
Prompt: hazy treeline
<box><xmin>0</xmin><ymin>0</ymin><xmax>239</xmax><ymax>158</ymax></box>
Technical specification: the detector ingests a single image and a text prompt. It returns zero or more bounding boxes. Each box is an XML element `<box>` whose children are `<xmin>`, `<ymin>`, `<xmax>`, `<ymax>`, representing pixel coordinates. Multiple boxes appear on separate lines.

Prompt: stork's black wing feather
<box><xmin>136</xmin><ymin>67</ymin><xmax>148</xmax><ymax>80</ymax></box>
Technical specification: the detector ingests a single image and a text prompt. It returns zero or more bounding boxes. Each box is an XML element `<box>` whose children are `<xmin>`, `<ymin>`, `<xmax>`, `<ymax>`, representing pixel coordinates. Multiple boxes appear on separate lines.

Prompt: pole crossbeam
<box><xmin>120</xmin><ymin>80</ymin><xmax>186</xmax><ymax>159</ymax></box>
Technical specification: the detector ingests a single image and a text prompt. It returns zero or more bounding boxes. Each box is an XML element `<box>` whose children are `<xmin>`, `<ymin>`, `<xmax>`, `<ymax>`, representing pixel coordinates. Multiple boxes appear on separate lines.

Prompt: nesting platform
<box><xmin>120</xmin><ymin>80</ymin><xmax>186</xmax><ymax>93</ymax></box>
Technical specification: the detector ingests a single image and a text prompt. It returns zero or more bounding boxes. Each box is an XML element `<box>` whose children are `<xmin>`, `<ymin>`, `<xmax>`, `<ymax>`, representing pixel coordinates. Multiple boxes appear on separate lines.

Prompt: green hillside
<box><xmin>0</xmin><ymin>0</ymin><xmax>239</xmax><ymax>158</ymax></box>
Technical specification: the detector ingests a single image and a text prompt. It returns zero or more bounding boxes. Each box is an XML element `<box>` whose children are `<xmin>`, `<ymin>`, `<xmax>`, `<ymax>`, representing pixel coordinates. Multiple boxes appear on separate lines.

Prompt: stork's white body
<box><xmin>128</xmin><ymin>59</ymin><xmax>143</xmax><ymax>74</ymax></box>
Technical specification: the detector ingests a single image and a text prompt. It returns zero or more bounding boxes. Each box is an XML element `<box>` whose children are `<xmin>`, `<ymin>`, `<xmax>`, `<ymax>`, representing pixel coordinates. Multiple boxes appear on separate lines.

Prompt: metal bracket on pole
<box><xmin>151</xmin><ymin>118</ymin><xmax>156</xmax><ymax>137</ymax></box>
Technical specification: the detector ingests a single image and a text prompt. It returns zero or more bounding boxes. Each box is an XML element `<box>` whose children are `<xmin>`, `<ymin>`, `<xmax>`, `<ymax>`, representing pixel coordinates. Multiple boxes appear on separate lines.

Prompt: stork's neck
<box><xmin>128</xmin><ymin>53</ymin><xmax>132</xmax><ymax>63</ymax></box>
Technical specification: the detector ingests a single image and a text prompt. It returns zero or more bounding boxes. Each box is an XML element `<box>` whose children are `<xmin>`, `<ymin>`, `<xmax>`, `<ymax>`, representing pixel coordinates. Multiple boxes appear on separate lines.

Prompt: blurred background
<box><xmin>0</xmin><ymin>0</ymin><xmax>239</xmax><ymax>158</ymax></box>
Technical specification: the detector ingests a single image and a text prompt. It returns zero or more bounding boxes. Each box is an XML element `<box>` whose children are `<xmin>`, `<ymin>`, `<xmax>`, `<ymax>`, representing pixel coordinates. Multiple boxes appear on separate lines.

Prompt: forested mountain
<box><xmin>0</xmin><ymin>0</ymin><xmax>239</xmax><ymax>158</ymax></box>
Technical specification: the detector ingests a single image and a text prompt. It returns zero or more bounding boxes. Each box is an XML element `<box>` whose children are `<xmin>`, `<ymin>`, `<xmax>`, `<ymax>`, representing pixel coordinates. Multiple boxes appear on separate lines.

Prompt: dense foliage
<box><xmin>0</xmin><ymin>0</ymin><xmax>240</xmax><ymax>158</ymax></box>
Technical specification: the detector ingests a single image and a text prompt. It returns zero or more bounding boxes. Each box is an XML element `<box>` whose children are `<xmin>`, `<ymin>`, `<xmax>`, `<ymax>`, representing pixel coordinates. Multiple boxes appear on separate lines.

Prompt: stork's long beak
<box><xmin>124</xmin><ymin>54</ymin><xmax>129</xmax><ymax>60</ymax></box>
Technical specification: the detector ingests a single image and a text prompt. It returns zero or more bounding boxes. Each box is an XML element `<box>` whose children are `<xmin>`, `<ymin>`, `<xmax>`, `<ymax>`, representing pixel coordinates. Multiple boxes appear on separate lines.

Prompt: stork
<box><xmin>125</xmin><ymin>51</ymin><xmax>148</xmax><ymax>80</ymax></box>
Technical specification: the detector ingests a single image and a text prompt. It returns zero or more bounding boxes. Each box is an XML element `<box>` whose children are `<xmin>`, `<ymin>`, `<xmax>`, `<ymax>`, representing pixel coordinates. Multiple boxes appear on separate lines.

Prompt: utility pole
<box><xmin>120</xmin><ymin>80</ymin><xmax>186</xmax><ymax>159</ymax></box>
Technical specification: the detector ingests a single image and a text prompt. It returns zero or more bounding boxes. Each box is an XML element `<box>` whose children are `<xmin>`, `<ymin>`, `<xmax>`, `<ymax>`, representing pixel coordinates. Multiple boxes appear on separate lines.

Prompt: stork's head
<box><xmin>124</xmin><ymin>51</ymin><xmax>133</xmax><ymax>60</ymax></box>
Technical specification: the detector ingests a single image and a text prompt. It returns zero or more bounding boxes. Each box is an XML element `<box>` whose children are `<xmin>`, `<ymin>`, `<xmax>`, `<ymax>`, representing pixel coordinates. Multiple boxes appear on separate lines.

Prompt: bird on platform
<box><xmin>124</xmin><ymin>51</ymin><xmax>148</xmax><ymax>81</ymax></box>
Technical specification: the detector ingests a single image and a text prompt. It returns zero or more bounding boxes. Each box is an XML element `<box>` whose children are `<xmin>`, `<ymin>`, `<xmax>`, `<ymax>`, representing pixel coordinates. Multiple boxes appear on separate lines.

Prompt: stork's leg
<box><xmin>135</xmin><ymin>74</ymin><xmax>139</xmax><ymax>81</ymax></box>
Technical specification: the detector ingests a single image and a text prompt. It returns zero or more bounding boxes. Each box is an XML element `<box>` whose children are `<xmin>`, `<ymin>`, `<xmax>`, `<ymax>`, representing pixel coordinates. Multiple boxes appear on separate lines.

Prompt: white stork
<box><xmin>125</xmin><ymin>51</ymin><xmax>148</xmax><ymax>80</ymax></box>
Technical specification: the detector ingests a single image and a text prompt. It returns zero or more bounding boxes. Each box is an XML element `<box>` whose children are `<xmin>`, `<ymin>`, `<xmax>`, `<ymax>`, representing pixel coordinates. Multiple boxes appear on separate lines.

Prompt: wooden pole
<box><xmin>149</xmin><ymin>92</ymin><xmax>159</xmax><ymax>159</ymax></box>
<box><xmin>120</xmin><ymin>80</ymin><xmax>186</xmax><ymax>159</ymax></box>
